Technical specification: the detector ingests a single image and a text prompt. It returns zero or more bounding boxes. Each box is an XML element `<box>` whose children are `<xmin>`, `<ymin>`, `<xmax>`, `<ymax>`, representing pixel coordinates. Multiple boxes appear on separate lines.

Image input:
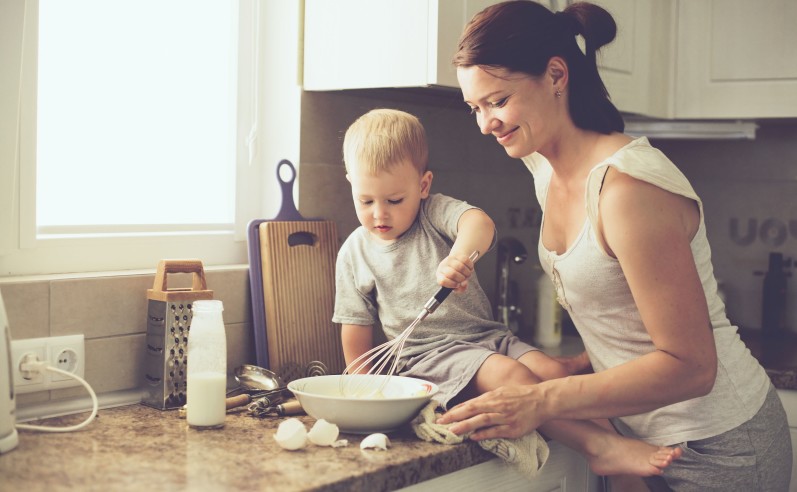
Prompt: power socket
<box><xmin>11</xmin><ymin>334</ymin><xmax>86</xmax><ymax>394</ymax></box>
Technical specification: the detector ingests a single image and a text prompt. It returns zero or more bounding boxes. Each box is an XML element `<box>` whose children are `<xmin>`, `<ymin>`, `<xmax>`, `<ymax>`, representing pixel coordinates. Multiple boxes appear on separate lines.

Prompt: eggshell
<box><xmin>360</xmin><ymin>433</ymin><xmax>390</xmax><ymax>450</ymax></box>
<box><xmin>274</xmin><ymin>418</ymin><xmax>308</xmax><ymax>450</ymax></box>
<box><xmin>308</xmin><ymin>419</ymin><xmax>340</xmax><ymax>446</ymax></box>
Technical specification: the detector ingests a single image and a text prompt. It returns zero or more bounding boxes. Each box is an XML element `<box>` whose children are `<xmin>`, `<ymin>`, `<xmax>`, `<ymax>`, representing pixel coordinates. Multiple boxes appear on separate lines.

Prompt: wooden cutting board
<box><xmin>259</xmin><ymin>220</ymin><xmax>345</xmax><ymax>375</ymax></box>
<box><xmin>247</xmin><ymin>159</ymin><xmax>345</xmax><ymax>377</ymax></box>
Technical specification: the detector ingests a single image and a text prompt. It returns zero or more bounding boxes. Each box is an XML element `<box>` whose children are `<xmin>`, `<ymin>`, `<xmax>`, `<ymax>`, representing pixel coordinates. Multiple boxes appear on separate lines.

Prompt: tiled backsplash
<box><xmin>1</xmin><ymin>267</ymin><xmax>255</xmax><ymax>408</ymax></box>
<box><xmin>655</xmin><ymin>123</ymin><xmax>797</xmax><ymax>332</ymax></box>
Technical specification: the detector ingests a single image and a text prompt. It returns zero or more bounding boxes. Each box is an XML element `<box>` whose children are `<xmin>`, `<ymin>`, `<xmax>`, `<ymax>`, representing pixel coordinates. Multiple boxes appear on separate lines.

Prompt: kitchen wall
<box><xmin>298</xmin><ymin>88</ymin><xmax>543</xmax><ymax>343</ymax></box>
<box><xmin>655</xmin><ymin>122</ymin><xmax>797</xmax><ymax>333</ymax></box>
<box><xmin>1</xmin><ymin>268</ymin><xmax>255</xmax><ymax>409</ymax></box>
<box><xmin>297</xmin><ymin>88</ymin><xmax>797</xmax><ymax>339</ymax></box>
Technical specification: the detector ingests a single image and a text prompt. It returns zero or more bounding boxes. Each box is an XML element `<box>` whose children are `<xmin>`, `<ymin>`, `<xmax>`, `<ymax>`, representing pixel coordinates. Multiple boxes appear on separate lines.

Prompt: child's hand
<box><xmin>436</xmin><ymin>253</ymin><xmax>475</xmax><ymax>293</ymax></box>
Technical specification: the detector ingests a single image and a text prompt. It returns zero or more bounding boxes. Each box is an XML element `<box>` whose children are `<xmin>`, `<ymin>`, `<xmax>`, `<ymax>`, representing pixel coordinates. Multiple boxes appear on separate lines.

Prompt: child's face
<box><xmin>347</xmin><ymin>159</ymin><xmax>432</xmax><ymax>244</ymax></box>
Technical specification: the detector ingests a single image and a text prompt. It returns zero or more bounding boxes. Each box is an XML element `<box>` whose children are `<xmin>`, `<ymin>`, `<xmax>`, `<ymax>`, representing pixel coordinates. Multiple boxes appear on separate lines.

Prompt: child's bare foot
<box><xmin>586</xmin><ymin>434</ymin><xmax>682</xmax><ymax>477</ymax></box>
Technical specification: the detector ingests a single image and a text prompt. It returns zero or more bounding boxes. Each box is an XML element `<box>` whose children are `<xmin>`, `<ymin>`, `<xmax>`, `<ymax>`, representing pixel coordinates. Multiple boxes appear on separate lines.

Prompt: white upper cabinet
<box><xmin>304</xmin><ymin>0</ymin><xmax>797</xmax><ymax>118</ymax></box>
<box><xmin>303</xmin><ymin>0</ymin><xmax>499</xmax><ymax>91</ymax></box>
<box><xmin>590</xmin><ymin>0</ymin><xmax>677</xmax><ymax>118</ymax></box>
<box><xmin>674</xmin><ymin>0</ymin><xmax>797</xmax><ymax>118</ymax></box>
<box><xmin>594</xmin><ymin>0</ymin><xmax>797</xmax><ymax>118</ymax></box>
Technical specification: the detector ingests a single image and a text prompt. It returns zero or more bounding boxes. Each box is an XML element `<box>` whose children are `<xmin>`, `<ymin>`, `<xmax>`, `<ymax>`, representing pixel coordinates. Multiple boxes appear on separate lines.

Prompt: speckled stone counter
<box><xmin>1</xmin><ymin>405</ymin><xmax>492</xmax><ymax>492</ymax></box>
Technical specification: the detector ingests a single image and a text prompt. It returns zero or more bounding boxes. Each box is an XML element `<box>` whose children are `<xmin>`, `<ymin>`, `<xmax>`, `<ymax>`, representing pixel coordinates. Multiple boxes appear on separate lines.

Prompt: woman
<box><xmin>437</xmin><ymin>1</ymin><xmax>792</xmax><ymax>490</ymax></box>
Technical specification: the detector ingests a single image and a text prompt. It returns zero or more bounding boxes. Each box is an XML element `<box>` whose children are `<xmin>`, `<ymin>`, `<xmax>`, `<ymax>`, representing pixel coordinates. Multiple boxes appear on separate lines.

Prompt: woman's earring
<box><xmin>555</xmin><ymin>89</ymin><xmax>562</xmax><ymax>98</ymax></box>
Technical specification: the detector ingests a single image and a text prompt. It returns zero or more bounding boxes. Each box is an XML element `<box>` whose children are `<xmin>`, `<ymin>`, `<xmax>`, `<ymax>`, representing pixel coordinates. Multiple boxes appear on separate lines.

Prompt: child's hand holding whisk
<box><xmin>436</xmin><ymin>251</ymin><xmax>479</xmax><ymax>293</ymax></box>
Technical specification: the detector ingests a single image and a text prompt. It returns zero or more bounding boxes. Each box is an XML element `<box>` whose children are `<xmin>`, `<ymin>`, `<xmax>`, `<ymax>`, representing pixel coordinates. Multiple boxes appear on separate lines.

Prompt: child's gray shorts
<box><xmin>397</xmin><ymin>333</ymin><xmax>539</xmax><ymax>409</ymax></box>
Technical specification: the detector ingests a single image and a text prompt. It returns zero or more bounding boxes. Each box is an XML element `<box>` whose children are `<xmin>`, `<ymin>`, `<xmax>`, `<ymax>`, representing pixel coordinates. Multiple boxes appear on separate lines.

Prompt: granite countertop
<box><xmin>1</xmin><ymin>404</ymin><xmax>493</xmax><ymax>491</ymax></box>
<box><xmin>3</xmin><ymin>332</ymin><xmax>794</xmax><ymax>492</ymax></box>
<box><xmin>737</xmin><ymin>328</ymin><xmax>797</xmax><ymax>391</ymax></box>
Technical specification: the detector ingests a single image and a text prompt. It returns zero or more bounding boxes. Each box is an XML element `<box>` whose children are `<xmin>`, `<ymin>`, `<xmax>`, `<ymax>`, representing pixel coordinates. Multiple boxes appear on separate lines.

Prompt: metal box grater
<box><xmin>142</xmin><ymin>260</ymin><xmax>213</xmax><ymax>410</ymax></box>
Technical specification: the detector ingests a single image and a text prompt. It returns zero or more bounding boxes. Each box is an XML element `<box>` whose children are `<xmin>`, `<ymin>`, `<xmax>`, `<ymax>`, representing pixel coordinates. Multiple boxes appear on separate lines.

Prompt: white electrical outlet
<box><xmin>11</xmin><ymin>334</ymin><xmax>86</xmax><ymax>394</ymax></box>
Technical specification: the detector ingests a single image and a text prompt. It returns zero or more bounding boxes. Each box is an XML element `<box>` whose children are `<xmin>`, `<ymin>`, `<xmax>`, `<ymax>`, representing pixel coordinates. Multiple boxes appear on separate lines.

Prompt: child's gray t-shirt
<box><xmin>333</xmin><ymin>193</ymin><xmax>507</xmax><ymax>358</ymax></box>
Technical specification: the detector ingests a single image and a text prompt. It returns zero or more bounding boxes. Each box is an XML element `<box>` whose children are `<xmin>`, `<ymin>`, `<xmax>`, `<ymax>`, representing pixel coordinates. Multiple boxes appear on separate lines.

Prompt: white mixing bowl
<box><xmin>287</xmin><ymin>374</ymin><xmax>438</xmax><ymax>434</ymax></box>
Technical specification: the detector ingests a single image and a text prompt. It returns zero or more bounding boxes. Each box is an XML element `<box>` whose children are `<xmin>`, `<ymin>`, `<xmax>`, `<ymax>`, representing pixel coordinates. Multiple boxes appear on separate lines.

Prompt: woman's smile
<box><xmin>495</xmin><ymin>127</ymin><xmax>519</xmax><ymax>144</ymax></box>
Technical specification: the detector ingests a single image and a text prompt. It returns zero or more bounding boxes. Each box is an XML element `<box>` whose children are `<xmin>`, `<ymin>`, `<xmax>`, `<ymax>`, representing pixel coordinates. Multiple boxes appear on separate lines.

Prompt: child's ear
<box><xmin>420</xmin><ymin>171</ymin><xmax>433</xmax><ymax>198</ymax></box>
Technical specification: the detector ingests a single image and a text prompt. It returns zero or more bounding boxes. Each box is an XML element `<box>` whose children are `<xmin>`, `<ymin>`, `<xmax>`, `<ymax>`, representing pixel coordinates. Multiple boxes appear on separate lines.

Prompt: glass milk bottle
<box><xmin>186</xmin><ymin>300</ymin><xmax>227</xmax><ymax>429</ymax></box>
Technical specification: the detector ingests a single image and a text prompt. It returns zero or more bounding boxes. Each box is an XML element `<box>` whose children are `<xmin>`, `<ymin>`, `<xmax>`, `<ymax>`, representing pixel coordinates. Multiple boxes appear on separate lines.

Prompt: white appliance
<box><xmin>0</xmin><ymin>290</ymin><xmax>18</xmax><ymax>453</ymax></box>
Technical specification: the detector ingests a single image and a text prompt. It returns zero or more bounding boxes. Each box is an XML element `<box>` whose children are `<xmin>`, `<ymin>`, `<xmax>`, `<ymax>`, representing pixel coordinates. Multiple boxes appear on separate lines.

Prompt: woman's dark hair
<box><xmin>453</xmin><ymin>0</ymin><xmax>624</xmax><ymax>134</ymax></box>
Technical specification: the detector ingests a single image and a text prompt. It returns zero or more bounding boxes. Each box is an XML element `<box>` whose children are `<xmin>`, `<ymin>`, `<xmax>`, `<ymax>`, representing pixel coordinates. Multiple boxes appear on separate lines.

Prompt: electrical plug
<box><xmin>19</xmin><ymin>353</ymin><xmax>49</xmax><ymax>380</ymax></box>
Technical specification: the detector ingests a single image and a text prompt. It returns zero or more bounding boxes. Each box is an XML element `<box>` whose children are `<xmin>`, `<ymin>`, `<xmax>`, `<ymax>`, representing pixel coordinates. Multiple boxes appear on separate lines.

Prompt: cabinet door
<box><xmin>594</xmin><ymin>0</ymin><xmax>676</xmax><ymax>118</ymax></box>
<box><xmin>676</xmin><ymin>0</ymin><xmax>797</xmax><ymax>118</ymax></box>
<box><xmin>434</xmin><ymin>0</ymin><xmax>502</xmax><ymax>88</ymax></box>
<box><xmin>304</xmin><ymin>0</ymin><xmax>514</xmax><ymax>91</ymax></box>
<box><xmin>397</xmin><ymin>441</ymin><xmax>600</xmax><ymax>492</ymax></box>
<box><xmin>303</xmin><ymin>0</ymin><xmax>433</xmax><ymax>90</ymax></box>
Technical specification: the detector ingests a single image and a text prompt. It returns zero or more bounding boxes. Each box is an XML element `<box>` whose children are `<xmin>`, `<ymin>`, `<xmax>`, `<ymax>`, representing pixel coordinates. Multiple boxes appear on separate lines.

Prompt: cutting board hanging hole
<box><xmin>276</xmin><ymin>159</ymin><xmax>303</xmax><ymax>221</ymax></box>
<box><xmin>288</xmin><ymin>231</ymin><xmax>317</xmax><ymax>248</ymax></box>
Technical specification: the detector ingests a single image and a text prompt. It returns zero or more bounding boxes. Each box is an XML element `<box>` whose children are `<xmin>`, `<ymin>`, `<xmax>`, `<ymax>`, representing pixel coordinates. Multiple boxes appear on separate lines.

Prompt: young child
<box><xmin>333</xmin><ymin>108</ymin><xmax>680</xmax><ymax>479</ymax></box>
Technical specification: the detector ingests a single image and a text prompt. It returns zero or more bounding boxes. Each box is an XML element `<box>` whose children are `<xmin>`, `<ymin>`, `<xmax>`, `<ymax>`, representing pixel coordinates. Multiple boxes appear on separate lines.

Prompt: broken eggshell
<box><xmin>360</xmin><ymin>433</ymin><xmax>390</xmax><ymax>451</ymax></box>
<box><xmin>274</xmin><ymin>418</ymin><xmax>308</xmax><ymax>450</ymax></box>
<box><xmin>308</xmin><ymin>419</ymin><xmax>340</xmax><ymax>446</ymax></box>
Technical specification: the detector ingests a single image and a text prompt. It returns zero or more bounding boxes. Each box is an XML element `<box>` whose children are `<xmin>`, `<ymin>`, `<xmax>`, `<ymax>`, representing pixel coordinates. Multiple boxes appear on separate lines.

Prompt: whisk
<box><xmin>340</xmin><ymin>251</ymin><xmax>480</xmax><ymax>398</ymax></box>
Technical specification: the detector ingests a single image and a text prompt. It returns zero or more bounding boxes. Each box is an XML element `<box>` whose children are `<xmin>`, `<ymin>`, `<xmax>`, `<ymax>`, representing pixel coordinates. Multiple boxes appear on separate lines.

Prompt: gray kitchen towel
<box><xmin>411</xmin><ymin>400</ymin><xmax>549</xmax><ymax>477</ymax></box>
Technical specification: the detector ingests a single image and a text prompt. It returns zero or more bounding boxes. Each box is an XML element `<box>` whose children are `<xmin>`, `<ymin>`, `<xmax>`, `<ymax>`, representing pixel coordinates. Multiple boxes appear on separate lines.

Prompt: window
<box><xmin>37</xmin><ymin>0</ymin><xmax>236</xmax><ymax>232</ymax></box>
<box><xmin>0</xmin><ymin>0</ymin><xmax>303</xmax><ymax>277</ymax></box>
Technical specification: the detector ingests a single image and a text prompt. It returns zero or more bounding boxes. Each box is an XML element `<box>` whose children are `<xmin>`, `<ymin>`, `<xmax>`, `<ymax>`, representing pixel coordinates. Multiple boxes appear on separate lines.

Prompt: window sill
<box><xmin>0</xmin><ymin>263</ymin><xmax>249</xmax><ymax>284</ymax></box>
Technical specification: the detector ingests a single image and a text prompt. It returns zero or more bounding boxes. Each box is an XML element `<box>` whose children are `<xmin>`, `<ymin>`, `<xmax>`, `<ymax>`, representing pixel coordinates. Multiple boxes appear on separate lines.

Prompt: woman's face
<box><xmin>457</xmin><ymin>65</ymin><xmax>558</xmax><ymax>159</ymax></box>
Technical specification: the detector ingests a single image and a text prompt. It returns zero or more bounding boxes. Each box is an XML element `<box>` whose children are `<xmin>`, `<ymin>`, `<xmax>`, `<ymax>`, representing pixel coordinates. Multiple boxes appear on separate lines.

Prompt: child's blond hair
<box><xmin>343</xmin><ymin>109</ymin><xmax>428</xmax><ymax>176</ymax></box>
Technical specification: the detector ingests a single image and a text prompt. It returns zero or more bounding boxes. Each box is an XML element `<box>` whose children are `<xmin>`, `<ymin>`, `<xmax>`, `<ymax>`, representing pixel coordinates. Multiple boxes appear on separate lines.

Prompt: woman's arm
<box><xmin>341</xmin><ymin>323</ymin><xmax>374</xmax><ymax>373</ymax></box>
<box><xmin>439</xmin><ymin>173</ymin><xmax>718</xmax><ymax>439</ymax></box>
<box><xmin>437</xmin><ymin>208</ymin><xmax>496</xmax><ymax>292</ymax></box>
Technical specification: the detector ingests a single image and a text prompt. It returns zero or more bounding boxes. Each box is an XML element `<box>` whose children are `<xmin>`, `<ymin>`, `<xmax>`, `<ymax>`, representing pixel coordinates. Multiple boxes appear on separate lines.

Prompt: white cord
<box><xmin>15</xmin><ymin>364</ymin><xmax>99</xmax><ymax>433</ymax></box>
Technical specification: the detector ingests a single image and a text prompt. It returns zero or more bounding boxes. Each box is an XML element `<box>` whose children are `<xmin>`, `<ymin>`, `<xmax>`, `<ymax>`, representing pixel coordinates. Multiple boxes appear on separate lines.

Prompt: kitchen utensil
<box><xmin>246</xmin><ymin>159</ymin><xmax>345</xmax><ymax>375</ymax></box>
<box><xmin>142</xmin><ymin>260</ymin><xmax>214</xmax><ymax>410</ymax></box>
<box><xmin>223</xmin><ymin>364</ymin><xmax>289</xmax><ymax>410</ymax></box>
<box><xmin>234</xmin><ymin>364</ymin><xmax>285</xmax><ymax>392</ymax></box>
<box><xmin>341</xmin><ymin>251</ymin><xmax>480</xmax><ymax>398</ymax></box>
<box><xmin>288</xmin><ymin>374</ymin><xmax>438</xmax><ymax>434</ymax></box>
<box><xmin>247</xmin><ymin>398</ymin><xmax>304</xmax><ymax>418</ymax></box>
<box><xmin>226</xmin><ymin>362</ymin><xmax>329</xmax><ymax>411</ymax></box>
<box><xmin>0</xmin><ymin>291</ymin><xmax>19</xmax><ymax>454</ymax></box>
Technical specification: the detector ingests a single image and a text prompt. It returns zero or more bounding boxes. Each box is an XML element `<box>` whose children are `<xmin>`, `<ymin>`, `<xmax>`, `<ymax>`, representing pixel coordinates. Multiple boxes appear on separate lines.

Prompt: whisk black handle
<box><xmin>423</xmin><ymin>287</ymin><xmax>451</xmax><ymax>315</ymax></box>
<box><xmin>434</xmin><ymin>287</ymin><xmax>453</xmax><ymax>305</ymax></box>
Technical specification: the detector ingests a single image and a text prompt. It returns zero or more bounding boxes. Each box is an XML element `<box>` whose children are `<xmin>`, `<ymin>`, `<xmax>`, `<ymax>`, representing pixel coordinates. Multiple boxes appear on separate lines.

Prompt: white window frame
<box><xmin>0</xmin><ymin>0</ymin><xmax>303</xmax><ymax>278</ymax></box>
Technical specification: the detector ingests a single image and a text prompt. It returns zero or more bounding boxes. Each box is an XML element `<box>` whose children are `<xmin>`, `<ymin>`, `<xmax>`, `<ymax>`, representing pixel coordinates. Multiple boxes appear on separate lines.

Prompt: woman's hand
<box><xmin>437</xmin><ymin>384</ymin><xmax>546</xmax><ymax>440</ymax></box>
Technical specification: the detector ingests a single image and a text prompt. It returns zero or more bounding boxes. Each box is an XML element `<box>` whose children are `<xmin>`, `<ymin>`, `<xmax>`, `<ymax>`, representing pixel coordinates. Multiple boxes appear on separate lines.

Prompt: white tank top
<box><xmin>523</xmin><ymin>137</ymin><xmax>769</xmax><ymax>445</ymax></box>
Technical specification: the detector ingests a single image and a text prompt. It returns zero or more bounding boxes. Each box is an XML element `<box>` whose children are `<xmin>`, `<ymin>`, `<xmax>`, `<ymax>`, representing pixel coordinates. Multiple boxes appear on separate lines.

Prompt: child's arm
<box><xmin>438</xmin><ymin>208</ymin><xmax>496</xmax><ymax>292</ymax></box>
<box><xmin>341</xmin><ymin>323</ymin><xmax>374</xmax><ymax>374</ymax></box>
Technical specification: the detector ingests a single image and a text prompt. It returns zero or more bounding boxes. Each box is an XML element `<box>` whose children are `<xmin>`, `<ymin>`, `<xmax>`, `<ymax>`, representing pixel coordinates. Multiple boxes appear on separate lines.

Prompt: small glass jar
<box><xmin>186</xmin><ymin>300</ymin><xmax>227</xmax><ymax>429</ymax></box>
